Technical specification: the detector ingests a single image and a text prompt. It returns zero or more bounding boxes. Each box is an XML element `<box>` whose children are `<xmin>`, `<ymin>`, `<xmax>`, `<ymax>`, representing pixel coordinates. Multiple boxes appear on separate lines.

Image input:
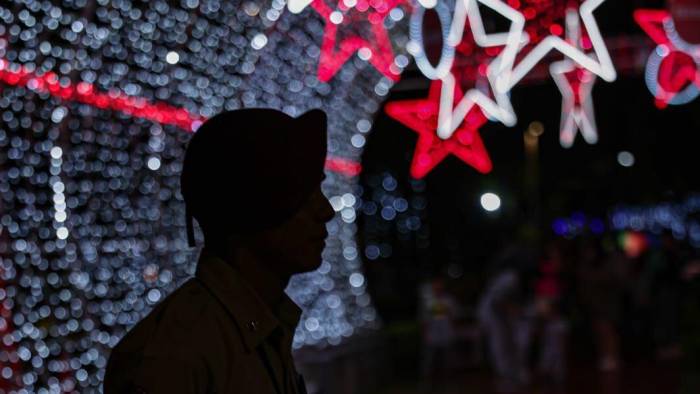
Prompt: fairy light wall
<box><xmin>0</xmin><ymin>0</ymin><xmax>410</xmax><ymax>391</ymax></box>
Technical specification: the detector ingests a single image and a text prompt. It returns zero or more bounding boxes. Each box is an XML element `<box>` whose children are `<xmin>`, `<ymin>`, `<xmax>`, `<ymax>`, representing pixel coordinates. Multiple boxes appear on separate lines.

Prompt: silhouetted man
<box><xmin>104</xmin><ymin>108</ymin><xmax>334</xmax><ymax>394</ymax></box>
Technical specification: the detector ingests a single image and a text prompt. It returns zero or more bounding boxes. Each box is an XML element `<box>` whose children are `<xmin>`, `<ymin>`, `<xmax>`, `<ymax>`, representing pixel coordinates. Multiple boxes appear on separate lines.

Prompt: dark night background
<box><xmin>358</xmin><ymin>0</ymin><xmax>700</xmax><ymax>325</ymax></box>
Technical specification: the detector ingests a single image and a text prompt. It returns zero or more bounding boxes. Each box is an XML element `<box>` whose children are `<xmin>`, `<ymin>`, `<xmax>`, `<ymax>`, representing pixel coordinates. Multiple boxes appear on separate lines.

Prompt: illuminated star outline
<box><xmin>309</xmin><ymin>0</ymin><xmax>403</xmax><ymax>82</ymax></box>
<box><xmin>410</xmin><ymin>0</ymin><xmax>525</xmax><ymax>139</ymax></box>
<box><xmin>385</xmin><ymin>80</ymin><xmax>492</xmax><ymax>179</ymax></box>
<box><xmin>437</xmin><ymin>0</ymin><xmax>526</xmax><ymax>137</ymax></box>
<box><xmin>550</xmin><ymin>62</ymin><xmax>598</xmax><ymax>148</ymax></box>
<box><xmin>437</xmin><ymin>59</ymin><xmax>516</xmax><ymax>139</ymax></box>
<box><xmin>550</xmin><ymin>10</ymin><xmax>598</xmax><ymax>148</ymax></box>
<box><xmin>494</xmin><ymin>0</ymin><xmax>617</xmax><ymax>93</ymax></box>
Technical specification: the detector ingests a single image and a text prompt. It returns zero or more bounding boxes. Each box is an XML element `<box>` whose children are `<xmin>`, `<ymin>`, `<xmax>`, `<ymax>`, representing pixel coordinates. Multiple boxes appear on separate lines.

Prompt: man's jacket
<box><xmin>104</xmin><ymin>248</ymin><xmax>306</xmax><ymax>394</ymax></box>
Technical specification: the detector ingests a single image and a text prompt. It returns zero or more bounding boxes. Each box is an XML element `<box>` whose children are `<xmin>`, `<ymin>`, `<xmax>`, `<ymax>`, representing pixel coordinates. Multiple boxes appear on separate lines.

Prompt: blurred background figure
<box><xmin>680</xmin><ymin>256</ymin><xmax>700</xmax><ymax>394</ymax></box>
<box><xmin>477</xmin><ymin>244</ymin><xmax>537</xmax><ymax>393</ymax></box>
<box><xmin>647</xmin><ymin>232</ymin><xmax>684</xmax><ymax>361</ymax></box>
<box><xmin>533</xmin><ymin>241</ymin><xmax>568</xmax><ymax>388</ymax></box>
<box><xmin>418</xmin><ymin>277</ymin><xmax>460</xmax><ymax>392</ymax></box>
<box><xmin>576</xmin><ymin>237</ymin><xmax>624</xmax><ymax>372</ymax></box>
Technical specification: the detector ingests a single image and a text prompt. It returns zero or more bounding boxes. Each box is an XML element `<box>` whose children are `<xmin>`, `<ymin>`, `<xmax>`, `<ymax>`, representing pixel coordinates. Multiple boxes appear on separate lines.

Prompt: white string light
<box><xmin>49</xmin><ymin>144</ymin><xmax>70</xmax><ymax>242</ymax></box>
<box><xmin>407</xmin><ymin>3</ymin><xmax>456</xmax><ymax>81</ymax></box>
<box><xmin>495</xmin><ymin>0</ymin><xmax>617</xmax><ymax>93</ymax></box>
<box><xmin>407</xmin><ymin>0</ymin><xmax>523</xmax><ymax>139</ymax></box>
<box><xmin>405</xmin><ymin>0</ymin><xmax>617</xmax><ymax>141</ymax></box>
<box><xmin>447</xmin><ymin>0</ymin><xmax>526</xmax><ymax>77</ymax></box>
<box><xmin>550</xmin><ymin>9</ymin><xmax>599</xmax><ymax>148</ymax></box>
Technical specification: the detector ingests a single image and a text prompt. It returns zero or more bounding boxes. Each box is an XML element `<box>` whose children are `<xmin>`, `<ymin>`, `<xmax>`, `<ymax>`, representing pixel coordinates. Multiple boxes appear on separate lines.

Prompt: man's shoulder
<box><xmin>104</xmin><ymin>277</ymin><xmax>250</xmax><ymax>393</ymax></box>
<box><xmin>110</xmin><ymin>278</ymin><xmax>227</xmax><ymax>356</ymax></box>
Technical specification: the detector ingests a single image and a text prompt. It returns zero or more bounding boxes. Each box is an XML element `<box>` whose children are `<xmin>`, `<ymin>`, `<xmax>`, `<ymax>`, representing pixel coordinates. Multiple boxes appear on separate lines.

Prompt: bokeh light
<box><xmin>480</xmin><ymin>192</ymin><xmax>501</xmax><ymax>212</ymax></box>
<box><xmin>0</xmin><ymin>0</ymin><xmax>410</xmax><ymax>391</ymax></box>
<box><xmin>617</xmin><ymin>150</ymin><xmax>635</xmax><ymax>167</ymax></box>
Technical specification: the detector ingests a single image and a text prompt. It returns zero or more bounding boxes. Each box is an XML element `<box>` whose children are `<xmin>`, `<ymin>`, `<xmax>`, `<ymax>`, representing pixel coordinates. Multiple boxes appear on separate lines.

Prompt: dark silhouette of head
<box><xmin>180</xmin><ymin>108</ymin><xmax>334</xmax><ymax>276</ymax></box>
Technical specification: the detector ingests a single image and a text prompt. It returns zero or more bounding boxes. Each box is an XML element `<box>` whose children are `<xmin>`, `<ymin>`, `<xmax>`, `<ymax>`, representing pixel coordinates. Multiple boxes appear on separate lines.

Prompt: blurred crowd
<box><xmin>417</xmin><ymin>231</ymin><xmax>700</xmax><ymax>393</ymax></box>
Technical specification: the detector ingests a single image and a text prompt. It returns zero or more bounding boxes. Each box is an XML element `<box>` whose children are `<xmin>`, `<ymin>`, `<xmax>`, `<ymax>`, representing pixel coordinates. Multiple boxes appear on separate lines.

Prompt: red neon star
<box><xmin>512</xmin><ymin>0</ymin><xmax>577</xmax><ymax>42</ymax></box>
<box><xmin>385</xmin><ymin>80</ymin><xmax>492</xmax><ymax>179</ymax></box>
<box><xmin>634</xmin><ymin>10</ymin><xmax>672</xmax><ymax>46</ymax></box>
<box><xmin>634</xmin><ymin>9</ymin><xmax>700</xmax><ymax>108</ymax></box>
<box><xmin>450</xmin><ymin>1</ymin><xmax>505</xmax><ymax>86</ymax></box>
<box><xmin>507</xmin><ymin>1</ymin><xmax>597</xmax><ymax>78</ymax></box>
<box><xmin>450</xmin><ymin>16</ymin><xmax>507</xmax><ymax>115</ymax></box>
<box><xmin>310</xmin><ymin>0</ymin><xmax>403</xmax><ymax>82</ymax></box>
<box><xmin>452</xmin><ymin>11</ymin><xmax>505</xmax><ymax>77</ymax></box>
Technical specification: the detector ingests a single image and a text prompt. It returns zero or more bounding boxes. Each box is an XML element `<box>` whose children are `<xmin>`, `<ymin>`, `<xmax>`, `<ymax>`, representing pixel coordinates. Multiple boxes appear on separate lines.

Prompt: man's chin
<box><xmin>290</xmin><ymin>256</ymin><xmax>323</xmax><ymax>275</ymax></box>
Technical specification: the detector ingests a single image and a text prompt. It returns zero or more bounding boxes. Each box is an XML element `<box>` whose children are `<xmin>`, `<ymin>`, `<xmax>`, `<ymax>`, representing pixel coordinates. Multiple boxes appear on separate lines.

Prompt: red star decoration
<box><xmin>634</xmin><ymin>10</ymin><xmax>672</xmax><ymax>46</ymax></box>
<box><xmin>507</xmin><ymin>0</ymin><xmax>597</xmax><ymax>73</ymax></box>
<box><xmin>452</xmin><ymin>18</ymin><xmax>504</xmax><ymax>80</ymax></box>
<box><xmin>512</xmin><ymin>0</ymin><xmax>582</xmax><ymax>47</ymax></box>
<box><xmin>385</xmin><ymin>80</ymin><xmax>492</xmax><ymax>179</ymax></box>
<box><xmin>310</xmin><ymin>0</ymin><xmax>403</xmax><ymax>82</ymax></box>
<box><xmin>634</xmin><ymin>9</ymin><xmax>700</xmax><ymax>108</ymax></box>
<box><xmin>450</xmin><ymin>15</ymin><xmax>506</xmax><ymax>112</ymax></box>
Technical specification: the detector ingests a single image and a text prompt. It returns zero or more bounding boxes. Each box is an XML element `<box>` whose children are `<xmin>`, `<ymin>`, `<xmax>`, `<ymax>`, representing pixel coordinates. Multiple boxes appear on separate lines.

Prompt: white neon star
<box><xmin>430</xmin><ymin>0</ymin><xmax>526</xmax><ymax>138</ymax></box>
<box><xmin>550</xmin><ymin>9</ymin><xmax>598</xmax><ymax>148</ymax></box>
<box><xmin>436</xmin><ymin>60</ymin><xmax>516</xmax><ymax>139</ymax></box>
<box><xmin>495</xmin><ymin>0</ymin><xmax>617</xmax><ymax>93</ymax></box>
<box><xmin>551</xmin><ymin>60</ymin><xmax>597</xmax><ymax>148</ymax></box>
<box><xmin>447</xmin><ymin>0</ymin><xmax>525</xmax><ymax>77</ymax></box>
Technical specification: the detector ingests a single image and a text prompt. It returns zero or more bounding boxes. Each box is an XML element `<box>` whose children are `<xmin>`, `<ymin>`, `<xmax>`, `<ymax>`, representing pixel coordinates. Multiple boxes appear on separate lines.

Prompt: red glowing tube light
<box><xmin>0</xmin><ymin>58</ymin><xmax>362</xmax><ymax>177</ymax></box>
<box><xmin>385</xmin><ymin>80</ymin><xmax>492</xmax><ymax>179</ymax></box>
<box><xmin>310</xmin><ymin>0</ymin><xmax>404</xmax><ymax>82</ymax></box>
<box><xmin>0</xmin><ymin>59</ymin><xmax>204</xmax><ymax>131</ymax></box>
<box><xmin>324</xmin><ymin>156</ymin><xmax>363</xmax><ymax>177</ymax></box>
<box><xmin>634</xmin><ymin>9</ymin><xmax>700</xmax><ymax>108</ymax></box>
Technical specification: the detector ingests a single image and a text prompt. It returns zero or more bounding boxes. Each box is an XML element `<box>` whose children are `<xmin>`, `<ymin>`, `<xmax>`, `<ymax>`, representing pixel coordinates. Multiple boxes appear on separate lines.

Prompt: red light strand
<box><xmin>0</xmin><ymin>59</ymin><xmax>362</xmax><ymax>177</ymax></box>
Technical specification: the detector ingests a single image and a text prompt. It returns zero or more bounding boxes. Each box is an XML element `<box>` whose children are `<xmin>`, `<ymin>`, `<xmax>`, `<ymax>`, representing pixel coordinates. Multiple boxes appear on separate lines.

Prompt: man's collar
<box><xmin>195</xmin><ymin>247</ymin><xmax>302</xmax><ymax>352</ymax></box>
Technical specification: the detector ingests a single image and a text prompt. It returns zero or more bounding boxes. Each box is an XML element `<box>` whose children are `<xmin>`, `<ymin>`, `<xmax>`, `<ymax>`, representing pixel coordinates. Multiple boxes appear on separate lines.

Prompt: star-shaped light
<box><xmin>550</xmin><ymin>11</ymin><xmax>598</xmax><ymax>148</ymax></box>
<box><xmin>435</xmin><ymin>0</ymin><xmax>525</xmax><ymax>138</ymax></box>
<box><xmin>385</xmin><ymin>80</ymin><xmax>492</xmax><ymax>178</ymax></box>
<box><xmin>447</xmin><ymin>0</ymin><xmax>525</xmax><ymax>78</ymax></box>
<box><xmin>407</xmin><ymin>0</ymin><xmax>521</xmax><ymax>140</ymax></box>
<box><xmin>495</xmin><ymin>0</ymin><xmax>616</xmax><ymax>93</ymax></box>
<box><xmin>408</xmin><ymin>0</ymin><xmax>525</xmax><ymax>81</ymax></box>
<box><xmin>310</xmin><ymin>0</ymin><xmax>403</xmax><ymax>82</ymax></box>
<box><xmin>436</xmin><ymin>58</ymin><xmax>517</xmax><ymax>141</ymax></box>
<box><xmin>634</xmin><ymin>9</ymin><xmax>700</xmax><ymax>108</ymax></box>
<box><xmin>551</xmin><ymin>61</ymin><xmax>597</xmax><ymax>148</ymax></box>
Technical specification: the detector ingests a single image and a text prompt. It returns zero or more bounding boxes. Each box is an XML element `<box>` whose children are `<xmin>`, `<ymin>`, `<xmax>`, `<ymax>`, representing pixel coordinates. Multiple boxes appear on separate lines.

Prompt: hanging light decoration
<box><xmin>0</xmin><ymin>0</ymin><xmax>411</xmax><ymax>391</ymax></box>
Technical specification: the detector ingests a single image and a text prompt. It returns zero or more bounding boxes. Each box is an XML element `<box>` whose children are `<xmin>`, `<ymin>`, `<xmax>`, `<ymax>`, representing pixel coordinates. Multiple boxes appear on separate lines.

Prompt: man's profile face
<box><xmin>251</xmin><ymin>184</ymin><xmax>334</xmax><ymax>277</ymax></box>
